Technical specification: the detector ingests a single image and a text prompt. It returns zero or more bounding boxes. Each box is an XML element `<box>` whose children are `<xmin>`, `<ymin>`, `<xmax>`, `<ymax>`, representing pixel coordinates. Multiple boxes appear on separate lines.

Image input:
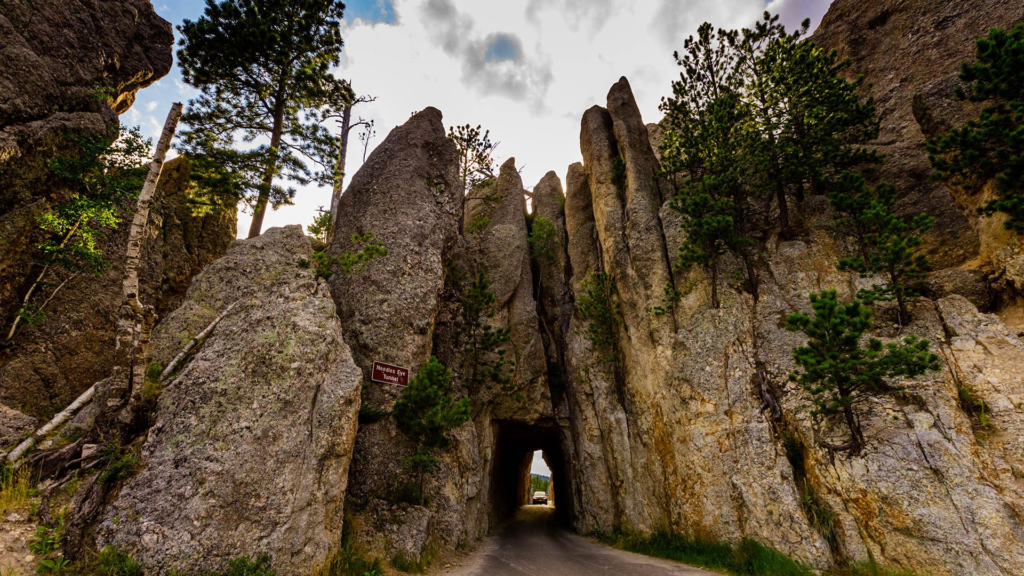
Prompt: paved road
<box><xmin>440</xmin><ymin>506</ymin><xmax>715</xmax><ymax>576</ymax></box>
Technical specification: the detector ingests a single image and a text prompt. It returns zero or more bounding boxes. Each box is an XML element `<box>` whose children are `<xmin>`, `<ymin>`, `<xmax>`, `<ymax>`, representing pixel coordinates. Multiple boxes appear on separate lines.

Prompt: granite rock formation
<box><xmin>98</xmin><ymin>226</ymin><xmax>362</xmax><ymax>576</ymax></box>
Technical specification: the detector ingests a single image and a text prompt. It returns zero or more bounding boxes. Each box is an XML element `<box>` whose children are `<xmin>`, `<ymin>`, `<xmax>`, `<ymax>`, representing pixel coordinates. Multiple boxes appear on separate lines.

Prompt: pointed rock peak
<box><xmin>411</xmin><ymin>106</ymin><xmax>444</xmax><ymax>124</ymax></box>
<box><xmin>607</xmin><ymin>76</ymin><xmax>641</xmax><ymax>119</ymax></box>
<box><xmin>500</xmin><ymin>157</ymin><xmax>518</xmax><ymax>172</ymax></box>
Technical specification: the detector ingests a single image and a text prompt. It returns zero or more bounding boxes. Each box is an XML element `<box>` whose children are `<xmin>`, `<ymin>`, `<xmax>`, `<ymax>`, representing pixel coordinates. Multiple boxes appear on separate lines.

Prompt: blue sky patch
<box><xmin>345</xmin><ymin>0</ymin><xmax>397</xmax><ymax>25</ymax></box>
<box><xmin>484</xmin><ymin>34</ymin><xmax>522</xmax><ymax>62</ymax></box>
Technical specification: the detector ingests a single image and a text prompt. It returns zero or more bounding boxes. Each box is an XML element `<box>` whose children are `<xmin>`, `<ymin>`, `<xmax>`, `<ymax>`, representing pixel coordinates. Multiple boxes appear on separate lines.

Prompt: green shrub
<box><xmin>91</xmin><ymin>546</ymin><xmax>144</xmax><ymax>576</ymax></box>
<box><xmin>577</xmin><ymin>272</ymin><xmax>619</xmax><ymax>364</ymax></box>
<box><xmin>595</xmin><ymin>530</ymin><xmax>810</xmax><ymax>576</ymax></box>
<box><xmin>528</xmin><ymin>216</ymin><xmax>558</xmax><ymax>262</ymax></box>
<box><xmin>98</xmin><ymin>442</ymin><xmax>140</xmax><ymax>484</ymax></box>
<box><xmin>466</xmin><ymin>214</ymin><xmax>491</xmax><ymax>234</ymax></box>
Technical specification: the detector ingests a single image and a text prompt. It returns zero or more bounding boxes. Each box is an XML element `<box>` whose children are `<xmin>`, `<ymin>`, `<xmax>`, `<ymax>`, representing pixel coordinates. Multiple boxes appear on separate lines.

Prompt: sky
<box><xmin>531</xmin><ymin>450</ymin><xmax>550</xmax><ymax>478</ymax></box>
<box><xmin>138</xmin><ymin>0</ymin><xmax>835</xmax><ymax>238</ymax></box>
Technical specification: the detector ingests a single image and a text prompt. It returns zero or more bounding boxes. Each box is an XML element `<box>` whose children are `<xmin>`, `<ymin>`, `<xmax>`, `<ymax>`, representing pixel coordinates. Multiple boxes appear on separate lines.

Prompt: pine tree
<box><xmin>177</xmin><ymin>0</ymin><xmax>351</xmax><ymax>238</ymax></box>
<box><xmin>832</xmin><ymin>175</ymin><xmax>934</xmax><ymax>325</ymax></box>
<box><xmin>928</xmin><ymin>24</ymin><xmax>1024</xmax><ymax>230</ymax></box>
<box><xmin>739</xmin><ymin>13</ymin><xmax>880</xmax><ymax>239</ymax></box>
<box><xmin>660</xmin><ymin>24</ymin><xmax>756</xmax><ymax>308</ymax></box>
<box><xmin>786</xmin><ymin>291</ymin><xmax>939</xmax><ymax>455</ymax></box>
<box><xmin>392</xmin><ymin>357</ymin><xmax>471</xmax><ymax>504</ymax></box>
<box><xmin>660</xmin><ymin>15</ymin><xmax>880</xmax><ymax>304</ymax></box>
<box><xmin>449</xmin><ymin>124</ymin><xmax>498</xmax><ymax>194</ymax></box>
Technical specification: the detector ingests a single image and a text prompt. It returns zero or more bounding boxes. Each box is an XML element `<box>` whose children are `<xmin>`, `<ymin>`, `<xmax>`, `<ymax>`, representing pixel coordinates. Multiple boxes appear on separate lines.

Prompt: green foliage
<box><xmin>177</xmin><ymin>0</ymin><xmax>352</xmax><ymax>236</ymax></box>
<box><xmin>204</xmin><ymin>555</ymin><xmax>275</xmax><ymax>576</ymax></box>
<box><xmin>310</xmin><ymin>233</ymin><xmax>389</xmax><ymax>279</ymax></box>
<box><xmin>660</xmin><ymin>14</ymin><xmax>880</xmax><ymax>296</ymax></box>
<box><xmin>448</xmin><ymin>124</ymin><xmax>497</xmax><ymax>193</ymax></box>
<box><xmin>90</xmin><ymin>547</ymin><xmax>144</xmax><ymax>576</ymax></box>
<box><xmin>390</xmin><ymin>550</ymin><xmax>431</xmax><ymax>574</ymax></box>
<box><xmin>307</xmin><ymin>207</ymin><xmax>334</xmax><ymax>245</ymax></box>
<box><xmin>43</xmin><ymin>125</ymin><xmax>150</xmax><ymax>275</ymax></box>
<box><xmin>530</xmin><ymin>474</ymin><xmax>550</xmax><ymax>493</ymax></box>
<box><xmin>786</xmin><ymin>291</ymin><xmax>940</xmax><ymax>454</ymax></box>
<box><xmin>357</xmin><ymin>406</ymin><xmax>390</xmax><ymax>425</ymax></box>
<box><xmin>577</xmin><ymin>272</ymin><xmax>618</xmax><ymax>364</ymax></box>
<box><xmin>595</xmin><ymin>530</ymin><xmax>812</xmax><ymax>576</ymax></box>
<box><xmin>392</xmin><ymin>357</ymin><xmax>471</xmax><ymax>504</ymax></box>
<box><xmin>37</xmin><ymin>557</ymin><xmax>71</xmax><ymax>574</ymax></box>
<box><xmin>652</xmin><ymin>283</ymin><xmax>684</xmax><ymax>317</ymax></box>
<box><xmin>98</xmin><ymin>442</ymin><xmax>140</xmax><ymax>484</ymax></box>
<box><xmin>611</xmin><ymin>156</ymin><xmax>627</xmax><ymax>195</ymax></box>
<box><xmin>957</xmin><ymin>382</ymin><xmax>992</xmax><ymax>429</ymax></box>
<box><xmin>0</xmin><ymin>464</ymin><xmax>33</xmax><ymax>515</ymax></box>
<box><xmin>928</xmin><ymin>24</ymin><xmax>1024</xmax><ymax>230</ymax></box>
<box><xmin>314</xmin><ymin>541</ymin><xmax>382</xmax><ymax>576</ymax></box>
<box><xmin>833</xmin><ymin>173</ymin><xmax>934</xmax><ymax>323</ymax></box>
<box><xmin>466</xmin><ymin>214</ymin><xmax>491</xmax><ymax>234</ymax></box>
<box><xmin>528</xmin><ymin>216</ymin><xmax>559</xmax><ymax>263</ymax></box>
<box><xmin>460</xmin><ymin>271</ymin><xmax>515</xmax><ymax>393</ymax></box>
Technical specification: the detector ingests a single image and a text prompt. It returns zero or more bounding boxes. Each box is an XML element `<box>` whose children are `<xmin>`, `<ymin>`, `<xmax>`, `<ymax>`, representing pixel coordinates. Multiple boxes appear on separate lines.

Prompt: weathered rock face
<box><xmin>98</xmin><ymin>226</ymin><xmax>362</xmax><ymax>576</ymax></box>
<box><xmin>328</xmin><ymin>107</ymin><xmax>466</xmax><ymax>560</ymax></box>
<box><xmin>0</xmin><ymin>404</ymin><xmax>35</xmax><ymax>449</ymax></box>
<box><xmin>0</xmin><ymin>0</ymin><xmax>173</xmax><ymax>323</ymax></box>
<box><xmin>0</xmin><ymin>158</ymin><xmax>237</xmax><ymax>419</ymax></box>
<box><xmin>329</xmin><ymin>109</ymin><xmax>562</xmax><ymax>563</ymax></box>
<box><xmin>813</xmin><ymin>0</ymin><xmax>1024</xmax><ymax>286</ymax></box>
<box><xmin>552</xmin><ymin>73</ymin><xmax>1024</xmax><ymax>574</ymax></box>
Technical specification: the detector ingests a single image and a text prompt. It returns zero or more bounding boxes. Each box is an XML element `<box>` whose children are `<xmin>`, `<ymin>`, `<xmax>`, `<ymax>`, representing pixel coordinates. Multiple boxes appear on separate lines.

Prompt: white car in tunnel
<box><xmin>532</xmin><ymin>491</ymin><xmax>548</xmax><ymax>505</ymax></box>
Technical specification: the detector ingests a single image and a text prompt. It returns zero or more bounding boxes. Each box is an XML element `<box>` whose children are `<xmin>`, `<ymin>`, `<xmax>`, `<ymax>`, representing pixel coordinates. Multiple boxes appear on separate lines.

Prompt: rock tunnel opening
<box><xmin>489</xmin><ymin>420</ymin><xmax>574</xmax><ymax>528</ymax></box>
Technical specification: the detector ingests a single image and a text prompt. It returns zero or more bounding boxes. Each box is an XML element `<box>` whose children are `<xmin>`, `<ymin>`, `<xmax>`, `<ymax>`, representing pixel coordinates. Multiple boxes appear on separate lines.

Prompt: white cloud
<box><xmin>215</xmin><ymin>0</ymin><xmax>836</xmax><ymax>237</ymax></box>
<box><xmin>146</xmin><ymin>101</ymin><xmax>159</xmax><ymax>112</ymax></box>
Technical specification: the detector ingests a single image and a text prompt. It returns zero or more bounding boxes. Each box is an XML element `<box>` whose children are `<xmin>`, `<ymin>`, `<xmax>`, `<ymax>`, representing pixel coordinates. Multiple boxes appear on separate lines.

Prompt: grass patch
<box><xmin>0</xmin><ymin>462</ymin><xmax>34</xmax><ymax>514</ymax></box>
<box><xmin>957</xmin><ymin>382</ymin><xmax>992</xmax><ymax>428</ymax></box>
<box><xmin>314</xmin><ymin>543</ymin><xmax>382</xmax><ymax>576</ymax></box>
<box><xmin>827</xmin><ymin>562</ymin><xmax>921</xmax><ymax>576</ymax></box>
<box><xmin>205</xmin><ymin>555</ymin><xmax>275</xmax><ymax>575</ymax></box>
<box><xmin>86</xmin><ymin>546</ymin><xmax>145</xmax><ymax>576</ymax></box>
<box><xmin>390</xmin><ymin>548</ymin><xmax>434</xmax><ymax>574</ymax></box>
<box><xmin>99</xmin><ymin>442</ymin><xmax>140</xmax><ymax>484</ymax></box>
<box><xmin>594</xmin><ymin>530</ymin><xmax>811</xmax><ymax>576</ymax></box>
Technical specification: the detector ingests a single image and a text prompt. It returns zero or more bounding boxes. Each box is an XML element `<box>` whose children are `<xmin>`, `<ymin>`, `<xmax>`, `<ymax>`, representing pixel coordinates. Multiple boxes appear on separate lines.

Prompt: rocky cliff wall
<box><xmin>0</xmin><ymin>1</ymin><xmax>235</xmax><ymax>426</ymax></box>
<box><xmin>546</xmin><ymin>49</ymin><xmax>1024</xmax><ymax>576</ymax></box>
<box><xmin>813</xmin><ymin>0</ymin><xmax>1024</xmax><ymax>325</ymax></box>
<box><xmin>0</xmin><ymin>157</ymin><xmax>237</xmax><ymax>420</ymax></box>
<box><xmin>99</xmin><ymin>226</ymin><xmax>362</xmax><ymax>576</ymax></box>
<box><xmin>0</xmin><ymin>0</ymin><xmax>174</xmax><ymax>324</ymax></box>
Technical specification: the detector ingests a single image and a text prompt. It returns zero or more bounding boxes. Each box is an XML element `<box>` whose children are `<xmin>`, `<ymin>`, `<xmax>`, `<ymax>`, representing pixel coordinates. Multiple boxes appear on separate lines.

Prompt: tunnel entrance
<box><xmin>489</xmin><ymin>420</ymin><xmax>574</xmax><ymax>527</ymax></box>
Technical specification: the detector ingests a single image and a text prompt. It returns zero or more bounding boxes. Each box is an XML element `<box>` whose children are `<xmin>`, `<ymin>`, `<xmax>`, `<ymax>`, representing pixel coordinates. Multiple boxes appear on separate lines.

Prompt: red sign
<box><xmin>371</xmin><ymin>361</ymin><xmax>410</xmax><ymax>387</ymax></box>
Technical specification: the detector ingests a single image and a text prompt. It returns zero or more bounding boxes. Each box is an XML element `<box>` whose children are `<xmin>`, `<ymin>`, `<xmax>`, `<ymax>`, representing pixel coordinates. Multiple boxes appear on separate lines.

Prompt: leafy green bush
<box><xmin>528</xmin><ymin>216</ymin><xmax>558</xmax><ymax>262</ymax></box>
<box><xmin>577</xmin><ymin>272</ymin><xmax>619</xmax><ymax>364</ymax></box>
<box><xmin>466</xmin><ymin>214</ymin><xmax>491</xmax><ymax>234</ymax></box>
<box><xmin>310</xmin><ymin>233</ymin><xmax>389</xmax><ymax>279</ymax></box>
<box><xmin>91</xmin><ymin>546</ymin><xmax>144</xmax><ymax>576</ymax></box>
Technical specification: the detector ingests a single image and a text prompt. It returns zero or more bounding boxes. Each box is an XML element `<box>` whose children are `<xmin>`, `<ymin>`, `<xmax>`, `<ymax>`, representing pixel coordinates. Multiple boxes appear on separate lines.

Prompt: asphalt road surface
<box><xmin>440</xmin><ymin>506</ymin><xmax>715</xmax><ymax>576</ymax></box>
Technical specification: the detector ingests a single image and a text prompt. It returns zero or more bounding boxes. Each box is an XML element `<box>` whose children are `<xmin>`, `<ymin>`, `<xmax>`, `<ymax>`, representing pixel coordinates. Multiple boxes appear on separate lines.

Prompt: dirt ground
<box><xmin>0</xmin><ymin>503</ymin><xmax>39</xmax><ymax>576</ymax></box>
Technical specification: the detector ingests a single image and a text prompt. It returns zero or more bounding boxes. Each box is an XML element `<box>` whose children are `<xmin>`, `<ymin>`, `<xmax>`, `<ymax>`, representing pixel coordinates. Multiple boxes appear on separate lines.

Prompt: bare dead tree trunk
<box><xmin>93</xmin><ymin>103</ymin><xmax>182</xmax><ymax>435</ymax></box>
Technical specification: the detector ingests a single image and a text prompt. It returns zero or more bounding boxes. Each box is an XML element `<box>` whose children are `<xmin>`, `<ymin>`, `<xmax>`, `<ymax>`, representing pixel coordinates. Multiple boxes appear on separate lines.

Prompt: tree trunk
<box><xmin>840</xmin><ymin>389</ymin><xmax>864</xmax><ymax>454</ymax></box>
<box><xmin>247</xmin><ymin>104</ymin><xmax>286</xmax><ymax>239</ymax></box>
<box><xmin>775</xmin><ymin>172</ymin><xmax>793</xmax><ymax>240</ymax></box>
<box><xmin>328</xmin><ymin>104</ymin><xmax>353</xmax><ymax>243</ymax></box>
<box><xmin>93</xmin><ymin>103</ymin><xmax>182</xmax><ymax>433</ymax></box>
